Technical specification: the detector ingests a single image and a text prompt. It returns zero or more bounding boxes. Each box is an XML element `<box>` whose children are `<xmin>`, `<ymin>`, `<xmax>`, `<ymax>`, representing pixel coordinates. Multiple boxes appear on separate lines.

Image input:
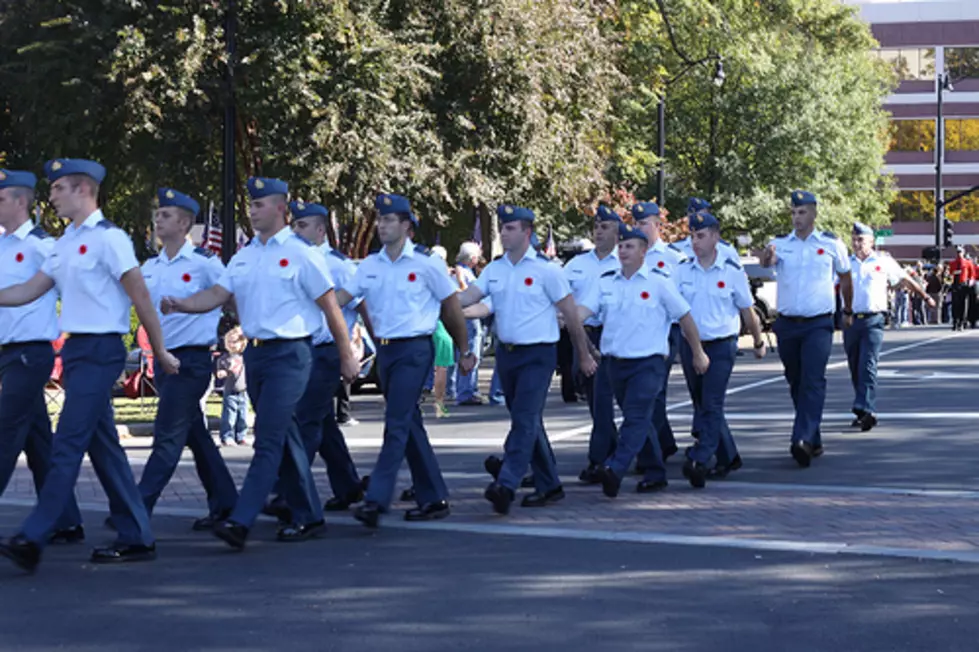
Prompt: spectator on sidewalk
<box><xmin>216</xmin><ymin>327</ymin><xmax>248</xmax><ymax>446</ymax></box>
<box><xmin>925</xmin><ymin>265</ymin><xmax>943</xmax><ymax>324</ymax></box>
<box><xmin>452</xmin><ymin>242</ymin><xmax>485</xmax><ymax>406</ymax></box>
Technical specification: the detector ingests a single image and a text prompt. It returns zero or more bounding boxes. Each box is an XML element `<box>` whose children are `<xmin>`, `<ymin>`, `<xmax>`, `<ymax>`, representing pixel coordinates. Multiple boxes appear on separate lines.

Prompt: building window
<box><xmin>946</xmin><ymin>119</ymin><xmax>979</xmax><ymax>151</ymax></box>
<box><xmin>890</xmin><ymin>191</ymin><xmax>934</xmax><ymax>222</ymax></box>
<box><xmin>890</xmin><ymin>119</ymin><xmax>935</xmax><ymax>151</ymax></box>
<box><xmin>946</xmin><ymin>48</ymin><xmax>979</xmax><ymax>80</ymax></box>
<box><xmin>876</xmin><ymin>48</ymin><xmax>936</xmax><ymax>81</ymax></box>
<box><xmin>946</xmin><ymin>193</ymin><xmax>979</xmax><ymax>222</ymax></box>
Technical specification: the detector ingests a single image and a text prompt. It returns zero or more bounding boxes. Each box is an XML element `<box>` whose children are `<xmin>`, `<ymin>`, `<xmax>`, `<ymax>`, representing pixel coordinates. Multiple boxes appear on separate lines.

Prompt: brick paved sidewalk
<box><xmin>4</xmin><ymin>458</ymin><xmax>979</xmax><ymax>562</ymax></box>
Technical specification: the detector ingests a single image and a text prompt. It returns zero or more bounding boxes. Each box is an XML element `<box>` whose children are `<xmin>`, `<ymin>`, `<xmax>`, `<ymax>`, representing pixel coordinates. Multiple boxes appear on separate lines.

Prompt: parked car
<box><xmin>740</xmin><ymin>256</ymin><xmax>777</xmax><ymax>334</ymax></box>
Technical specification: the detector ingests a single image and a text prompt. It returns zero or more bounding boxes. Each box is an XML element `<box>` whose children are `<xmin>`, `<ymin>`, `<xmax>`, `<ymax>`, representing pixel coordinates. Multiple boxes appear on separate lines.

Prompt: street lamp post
<box><xmin>220</xmin><ymin>0</ymin><xmax>238</xmax><ymax>264</ymax></box>
<box><xmin>934</xmin><ymin>72</ymin><xmax>952</xmax><ymax>251</ymax></box>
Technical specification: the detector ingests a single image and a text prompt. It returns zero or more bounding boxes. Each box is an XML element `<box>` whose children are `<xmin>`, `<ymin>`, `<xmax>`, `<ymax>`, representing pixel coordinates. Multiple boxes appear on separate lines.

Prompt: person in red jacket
<box><xmin>947</xmin><ymin>247</ymin><xmax>973</xmax><ymax>330</ymax></box>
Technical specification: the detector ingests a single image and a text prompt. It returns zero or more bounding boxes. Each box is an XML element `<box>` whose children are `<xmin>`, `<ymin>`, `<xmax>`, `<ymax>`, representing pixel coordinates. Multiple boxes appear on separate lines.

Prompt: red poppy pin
<box><xmin>279</xmin><ymin>258</ymin><xmax>289</xmax><ymax>268</ymax></box>
<box><xmin>717</xmin><ymin>281</ymin><xmax>726</xmax><ymax>289</ymax></box>
<box><xmin>182</xmin><ymin>273</ymin><xmax>192</xmax><ymax>283</ymax></box>
<box><xmin>14</xmin><ymin>252</ymin><xmax>24</xmax><ymax>263</ymax></box>
<box><xmin>640</xmin><ymin>291</ymin><xmax>650</xmax><ymax>300</ymax></box>
<box><xmin>875</xmin><ymin>265</ymin><xmax>881</xmax><ymax>273</ymax></box>
<box><xmin>79</xmin><ymin>244</ymin><xmax>88</xmax><ymax>255</ymax></box>
<box><xmin>408</xmin><ymin>272</ymin><xmax>417</xmax><ymax>282</ymax></box>
<box><xmin>817</xmin><ymin>248</ymin><xmax>825</xmax><ymax>255</ymax></box>
<box><xmin>524</xmin><ymin>277</ymin><xmax>533</xmax><ymax>286</ymax></box>
<box><xmin>657</xmin><ymin>261</ymin><xmax>665</xmax><ymax>268</ymax></box>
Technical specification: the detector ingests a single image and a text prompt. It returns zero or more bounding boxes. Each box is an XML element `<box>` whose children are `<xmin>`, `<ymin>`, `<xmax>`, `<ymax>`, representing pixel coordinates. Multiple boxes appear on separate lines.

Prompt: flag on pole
<box><xmin>472</xmin><ymin>206</ymin><xmax>482</xmax><ymax>246</ymax></box>
<box><xmin>206</xmin><ymin>203</ymin><xmax>223</xmax><ymax>256</ymax></box>
<box><xmin>544</xmin><ymin>225</ymin><xmax>557</xmax><ymax>258</ymax></box>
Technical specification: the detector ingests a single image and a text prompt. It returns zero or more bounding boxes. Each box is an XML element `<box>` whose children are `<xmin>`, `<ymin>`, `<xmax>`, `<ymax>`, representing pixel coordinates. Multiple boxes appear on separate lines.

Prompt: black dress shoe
<box><xmin>636</xmin><ymin>479</ymin><xmax>669</xmax><ymax>493</ymax></box>
<box><xmin>261</xmin><ymin>498</ymin><xmax>291</xmax><ymax>524</ymax></box>
<box><xmin>598</xmin><ymin>466</ymin><xmax>622</xmax><ymax>498</ymax></box>
<box><xmin>399</xmin><ymin>487</ymin><xmax>416</xmax><ymax>502</ymax></box>
<box><xmin>520</xmin><ymin>475</ymin><xmax>535</xmax><ymax>488</ymax></box>
<box><xmin>662</xmin><ymin>444</ymin><xmax>679</xmax><ymax>461</ymax></box>
<box><xmin>791</xmin><ymin>441</ymin><xmax>813</xmax><ymax>468</ymax></box>
<box><xmin>49</xmin><ymin>525</ymin><xmax>85</xmax><ymax>544</ymax></box>
<box><xmin>0</xmin><ymin>535</ymin><xmax>40</xmax><ymax>573</ymax></box>
<box><xmin>484</xmin><ymin>455</ymin><xmax>503</xmax><ymax>480</ymax></box>
<box><xmin>192</xmin><ymin>510</ymin><xmax>231</xmax><ymax>532</ymax></box>
<box><xmin>324</xmin><ymin>487</ymin><xmax>365</xmax><ymax>512</ymax></box>
<box><xmin>484</xmin><ymin>482</ymin><xmax>515</xmax><ymax>515</ymax></box>
<box><xmin>520</xmin><ymin>486</ymin><xmax>565</xmax><ymax>507</ymax></box>
<box><xmin>578</xmin><ymin>464</ymin><xmax>602</xmax><ymax>484</ymax></box>
<box><xmin>858</xmin><ymin>413</ymin><xmax>878</xmax><ymax>432</ymax></box>
<box><xmin>277</xmin><ymin>520</ymin><xmax>326</xmax><ymax>542</ymax></box>
<box><xmin>91</xmin><ymin>543</ymin><xmax>157</xmax><ymax>564</ymax></box>
<box><xmin>682</xmin><ymin>460</ymin><xmax>708</xmax><ymax>489</ymax></box>
<box><xmin>213</xmin><ymin>520</ymin><xmax>249</xmax><ymax>550</ymax></box>
<box><xmin>811</xmin><ymin>444</ymin><xmax>825</xmax><ymax>458</ymax></box>
<box><xmin>708</xmin><ymin>455</ymin><xmax>743</xmax><ymax>479</ymax></box>
<box><xmin>404</xmin><ymin>501</ymin><xmax>451</xmax><ymax>521</ymax></box>
<box><xmin>851</xmin><ymin>409</ymin><xmax>866</xmax><ymax>427</ymax></box>
<box><xmin>354</xmin><ymin>502</ymin><xmax>382</xmax><ymax>528</ymax></box>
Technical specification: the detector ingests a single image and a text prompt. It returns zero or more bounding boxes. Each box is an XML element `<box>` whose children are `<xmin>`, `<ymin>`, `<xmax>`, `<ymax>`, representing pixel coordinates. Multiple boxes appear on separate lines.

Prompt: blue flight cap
<box><xmin>595</xmin><ymin>204</ymin><xmax>621</xmax><ymax>223</ymax></box>
<box><xmin>689</xmin><ymin>211</ymin><xmax>720</xmax><ymax>231</ymax></box>
<box><xmin>630</xmin><ymin>202</ymin><xmax>660</xmax><ymax>221</ymax></box>
<box><xmin>157</xmin><ymin>188</ymin><xmax>200</xmax><ymax>217</ymax></box>
<box><xmin>289</xmin><ymin>200</ymin><xmax>329</xmax><ymax>220</ymax></box>
<box><xmin>790</xmin><ymin>190</ymin><xmax>817</xmax><ymax>207</ymax></box>
<box><xmin>852</xmin><ymin>222</ymin><xmax>873</xmax><ymax>236</ymax></box>
<box><xmin>687</xmin><ymin>197</ymin><xmax>711</xmax><ymax>214</ymax></box>
<box><xmin>247</xmin><ymin>177</ymin><xmax>289</xmax><ymax>199</ymax></box>
<box><xmin>618</xmin><ymin>222</ymin><xmax>648</xmax><ymax>243</ymax></box>
<box><xmin>497</xmin><ymin>204</ymin><xmax>535</xmax><ymax>223</ymax></box>
<box><xmin>44</xmin><ymin>158</ymin><xmax>106</xmax><ymax>184</ymax></box>
<box><xmin>375</xmin><ymin>193</ymin><xmax>418</xmax><ymax>226</ymax></box>
<box><xmin>0</xmin><ymin>169</ymin><xmax>37</xmax><ymax>191</ymax></box>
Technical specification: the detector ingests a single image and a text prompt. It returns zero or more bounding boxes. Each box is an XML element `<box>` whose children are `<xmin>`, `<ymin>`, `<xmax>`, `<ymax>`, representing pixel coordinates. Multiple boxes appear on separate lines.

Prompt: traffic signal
<box><xmin>943</xmin><ymin>218</ymin><xmax>955</xmax><ymax>248</ymax></box>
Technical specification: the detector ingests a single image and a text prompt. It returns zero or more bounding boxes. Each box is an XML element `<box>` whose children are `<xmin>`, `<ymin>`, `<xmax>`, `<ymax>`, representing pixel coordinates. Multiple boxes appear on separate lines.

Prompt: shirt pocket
<box><xmin>396</xmin><ymin>269</ymin><xmax>429</xmax><ymax>300</ymax></box>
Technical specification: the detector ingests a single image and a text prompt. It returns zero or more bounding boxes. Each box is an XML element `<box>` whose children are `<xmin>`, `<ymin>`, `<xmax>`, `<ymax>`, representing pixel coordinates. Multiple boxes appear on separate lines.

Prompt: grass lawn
<box><xmin>46</xmin><ymin>392</ymin><xmax>226</xmax><ymax>426</ymax></box>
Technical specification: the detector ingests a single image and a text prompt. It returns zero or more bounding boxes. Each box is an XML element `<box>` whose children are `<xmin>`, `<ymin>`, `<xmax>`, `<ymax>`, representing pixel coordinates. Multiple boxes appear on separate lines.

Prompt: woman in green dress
<box><xmin>432</xmin><ymin>320</ymin><xmax>455</xmax><ymax>418</ymax></box>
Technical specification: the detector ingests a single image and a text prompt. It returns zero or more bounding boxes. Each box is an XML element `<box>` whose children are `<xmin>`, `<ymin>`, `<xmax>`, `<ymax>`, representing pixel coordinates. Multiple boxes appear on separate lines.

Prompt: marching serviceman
<box><xmin>672</xmin><ymin>198</ymin><xmax>739</xmax><ymax>263</ymax></box>
<box><xmin>760</xmin><ymin>190</ymin><xmax>852</xmax><ymax>468</ymax></box>
<box><xmin>632</xmin><ymin>201</ymin><xmax>686</xmax><ymax>465</ymax></box>
<box><xmin>562</xmin><ymin>204</ymin><xmax>620</xmax><ymax>483</ymax></box>
<box><xmin>134</xmin><ymin>188</ymin><xmax>239</xmax><ymax>530</ymax></box>
<box><xmin>458</xmin><ymin>204</ymin><xmax>597</xmax><ymax>515</ymax></box>
<box><xmin>288</xmin><ymin>200</ymin><xmax>368</xmax><ymax>511</ymax></box>
<box><xmin>0</xmin><ymin>169</ymin><xmax>83</xmax><ymax>544</ymax></box>
<box><xmin>162</xmin><ymin>177</ymin><xmax>358</xmax><ymax>549</ymax></box>
<box><xmin>674</xmin><ymin>212</ymin><xmax>765</xmax><ymax>487</ymax></box>
<box><xmin>0</xmin><ymin>158</ymin><xmax>179</xmax><ymax>572</ymax></box>
<box><xmin>576</xmin><ymin>223</ymin><xmax>708</xmax><ymax>496</ymax></box>
<box><xmin>846</xmin><ymin>222</ymin><xmax>934</xmax><ymax>431</ymax></box>
<box><xmin>335</xmin><ymin>193</ymin><xmax>472</xmax><ymax>528</ymax></box>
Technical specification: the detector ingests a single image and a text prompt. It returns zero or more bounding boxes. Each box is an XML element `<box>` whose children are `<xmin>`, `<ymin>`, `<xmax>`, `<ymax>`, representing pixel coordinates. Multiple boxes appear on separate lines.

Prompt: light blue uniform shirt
<box><xmin>580</xmin><ymin>265</ymin><xmax>690</xmax><ymax>359</ymax></box>
<box><xmin>850</xmin><ymin>252</ymin><xmax>904</xmax><ymax>314</ymax></box>
<box><xmin>673</xmin><ymin>236</ymin><xmax>739</xmax><ymax>264</ymax></box>
<box><xmin>217</xmin><ymin>227</ymin><xmax>334</xmax><ymax>340</ymax></box>
<box><xmin>41</xmin><ymin>210</ymin><xmax>139</xmax><ymax>334</ymax></box>
<box><xmin>563</xmin><ymin>248</ymin><xmax>620</xmax><ymax>327</ymax></box>
<box><xmin>0</xmin><ymin>220</ymin><xmax>59</xmax><ymax>344</ymax></box>
<box><xmin>473</xmin><ymin>247</ymin><xmax>571</xmax><ymax>345</ymax></box>
<box><xmin>770</xmin><ymin>230</ymin><xmax>850</xmax><ymax>317</ymax></box>
<box><xmin>344</xmin><ymin>239</ymin><xmax>457</xmax><ymax>339</ymax></box>
<box><xmin>142</xmin><ymin>241</ymin><xmax>223</xmax><ymax>349</ymax></box>
<box><xmin>645</xmin><ymin>238</ymin><xmax>687</xmax><ymax>276</ymax></box>
<box><xmin>674</xmin><ymin>254</ymin><xmax>753</xmax><ymax>341</ymax></box>
<box><xmin>312</xmin><ymin>242</ymin><xmax>360</xmax><ymax>346</ymax></box>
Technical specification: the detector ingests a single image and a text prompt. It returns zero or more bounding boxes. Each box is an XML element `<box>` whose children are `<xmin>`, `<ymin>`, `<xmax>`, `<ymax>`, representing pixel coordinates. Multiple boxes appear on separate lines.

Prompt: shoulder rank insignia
<box><xmin>329</xmin><ymin>248</ymin><xmax>349</xmax><ymax>261</ymax></box>
<box><xmin>414</xmin><ymin>244</ymin><xmax>432</xmax><ymax>256</ymax></box>
<box><xmin>821</xmin><ymin>231</ymin><xmax>839</xmax><ymax>240</ymax></box>
<box><xmin>774</xmin><ymin>232</ymin><xmax>789</xmax><ymax>239</ymax></box>
<box><xmin>667</xmin><ymin>243</ymin><xmax>683</xmax><ymax>252</ymax></box>
<box><xmin>651</xmin><ymin>266</ymin><xmax>669</xmax><ymax>277</ymax></box>
<box><xmin>95</xmin><ymin>219</ymin><xmax>119</xmax><ymax>230</ymax></box>
<box><xmin>28</xmin><ymin>226</ymin><xmax>52</xmax><ymax>239</ymax></box>
<box><xmin>724</xmin><ymin>257</ymin><xmax>743</xmax><ymax>270</ymax></box>
<box><xmin>193</xmin><ymin>247</ymin><xmax>215</xmax><ymax>258</ymax></box>
<box><xmin>294</xmin><ymin>233</ymin><xmax>313</xmax><ymax>246</ymax></box>
<box><xmin>601</xmin><ymin>269</ymin><xmax>616</xmax><ymax>278</ymax></box>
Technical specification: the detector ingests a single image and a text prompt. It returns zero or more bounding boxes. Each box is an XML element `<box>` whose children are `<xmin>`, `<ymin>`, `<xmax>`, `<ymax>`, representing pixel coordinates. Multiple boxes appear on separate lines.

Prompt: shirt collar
<box><xmin>694</xmin><ymin>253</ymin><xmax>724</xmax><ymax>273</ymax></box>
<box><xmin>318</xmin><ymin>241</ymin><xmax>333</xmax><ymax>255</ymax></box>
<box><xmin>252</xmin><ymin>226</ymin><xmax>292</xmax><ymax>248</ymax></box>
<box><xmin>159</xmin><ymin>241</ymin><xmax>196</xmax><ymax>264</ymax></box>
<box><xmin>788</xmin><ymin>229</ymin><xmax>820</xmax><ymax>242</ymax></box>
<box><xmin>503</xmin><ymin>245</ymin><xmax>537</xmax><ymax>267</ymax></box>
<box><xmin>616</xmin><ymin>264</ymin><xmax>648</xmax><ymax>281</ymax></box>
<box><xmin>67</xmin><ymin>209</ymin><xmax>104</xmax><ymax>233</ymax></box>
<box><xmin>381</xmin><ymin>238</ymin><xmax>415</xmax><ymax>264</ymax></box>
<box><xmin>7</xmin><ymin>220</ymin><xmax>34</xmax><ymax>241</ymax></box>
<box><xmin>591</xmin><ymin>247</ymin><xmax>618</xmax><ymax>263</ymax></box>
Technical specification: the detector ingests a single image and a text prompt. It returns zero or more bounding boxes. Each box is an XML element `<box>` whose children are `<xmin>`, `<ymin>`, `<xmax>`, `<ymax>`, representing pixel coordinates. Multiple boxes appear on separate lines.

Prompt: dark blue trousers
<box><xmin>582</xmin><ymin>328</ymin><xmax>617</xmax><ymax>466</ymax></box>
<box><xmin>0</xmin><ymin>342</ymin><xmax>80</xmax><ymax>531</ymax></box>
<box><xmin>21</xmin><ymin>335</ymin><xmax>152</xmax><ymax>547</ymax></box>
<box><xmin>138</xmin><ymin>348</ymin><xmax>237</xmax><ymax>516</ymax></box>
<box><xmin>773</xmin><ymin>315</ymin><xmax>833</xmax><ymax>446</ymax></box>
<box><xmin>365</xmin><ymin>337</ymin><xmax>448</xmax><ymax>510</ymax></box>
<box><xmin>495</xmin><ymin>343</ymin><xmax>561</xmax><ymax>493</ymax></box>
<box><xmin>606</xmin><ymin>355</ymin><xmax>666</xmax><ymax>482</ymax></box>
<box><xmin>294</xmin><ymin>343</ymin><xmax>360</xmax><ymax>499</ymax></box>
<box><xmin>680</xmin><ymin>337</ymin><xmax>738</xmax><ymax>465</ymax></box>
<box><xmin>638</xmin><ymin>324</ymin><xmax>680</xmax><ymax>466</ymax></box>
<box><xmin>843</xmin><ymin>314</ymin><xmax>885</xmax><ymax>415</ymax></box>
<box><xmin>231</xmin><ymin>340</ymin><xmax>322</xmax><ymax>528</ymax></box>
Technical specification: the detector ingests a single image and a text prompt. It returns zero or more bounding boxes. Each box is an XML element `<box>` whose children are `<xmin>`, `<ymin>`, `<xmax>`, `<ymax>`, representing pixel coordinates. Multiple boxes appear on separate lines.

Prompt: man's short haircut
<box><xmin>64</xmin><ymin>174</ymin><xmax>99</xmax><ymax>197</ymax></box>
<box><xmin>9</xmin><ymin>186</ymin><xmax>35</xmax><ymax>206</ymax></box>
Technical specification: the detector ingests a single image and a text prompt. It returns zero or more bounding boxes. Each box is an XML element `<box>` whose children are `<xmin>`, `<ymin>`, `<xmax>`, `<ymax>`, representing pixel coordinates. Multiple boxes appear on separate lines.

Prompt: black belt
<box><xmin>65</xmin><ymin>333</ymin><xmax>121</xmax><ymax>339</ymax></box>
<box><xmin>584</xmin><ymin>325</ymin><xmax>603</xmax><ymax>334</ymax></box>
<box><xmin>778</xmin><ymin>313</ymin><xmax>832</xmax><ymax>323</ymax></box>
<box><xmin>249</xmin><ymin>336</ymin><xmax>310</xmax><ymax>348</ymax></box>
<box><xmin>854</xmin><ymin>312</ymin><xmax>885</xmax><ymax>319</ymax></box>
<box><xmin>0</xmin><ymin>340</ymin><xmax>51</xmax><ymax>351</ymax></box>
<box><xmin>377</xmin><ymin>335</ymin><xmax>428</xmax><ymax>346</ymax></box>
<box><xmin>314</xmin><ymin>341</ymin><xmax>337</xmax><ymax>349</ymax></box>
<box><xmin>499</xmin><ymin>342</ymin><xmax>553</xmax><ymax>352</ymax></box>
<box><xmin>701</xmin><ymin>335</ymin><xmax>737</xmax><ymax>346</ymax></box>
<box><xmin>171</xmin><ymin>345</ymin><xmax>212</xmax><ymax>353</ymax></box>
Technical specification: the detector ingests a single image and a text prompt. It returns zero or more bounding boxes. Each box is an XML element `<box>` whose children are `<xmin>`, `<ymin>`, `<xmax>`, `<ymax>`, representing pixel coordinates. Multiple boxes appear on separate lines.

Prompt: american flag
<box><xmin>202</xmin><ymin>202</ymin><xmax>223</xmax><ymax>256</ymax></box>
<box><xmin>544</xmin><ymin>225</ymin><xmax>557</xmax><ymax>258</ymax></box>
<box><xmin>472</xmin><ymin>206</ymin><xmax>482</xmax><ymax>246</ymax></box>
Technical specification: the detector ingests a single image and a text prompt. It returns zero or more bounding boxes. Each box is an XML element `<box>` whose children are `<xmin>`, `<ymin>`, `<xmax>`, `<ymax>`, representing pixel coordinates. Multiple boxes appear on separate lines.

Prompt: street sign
<box><xmin>874</xmin><ymin>228</ymin><xmax>893</xmax><ymax>237</ymax></box>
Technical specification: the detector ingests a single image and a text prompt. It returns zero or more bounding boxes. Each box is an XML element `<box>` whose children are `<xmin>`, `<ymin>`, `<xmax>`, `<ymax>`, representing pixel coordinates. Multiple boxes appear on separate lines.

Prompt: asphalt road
<box><xmin>2</xmin><ymin>326</ymin><xmax>979</xmax><ymax>651</ymax></box>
